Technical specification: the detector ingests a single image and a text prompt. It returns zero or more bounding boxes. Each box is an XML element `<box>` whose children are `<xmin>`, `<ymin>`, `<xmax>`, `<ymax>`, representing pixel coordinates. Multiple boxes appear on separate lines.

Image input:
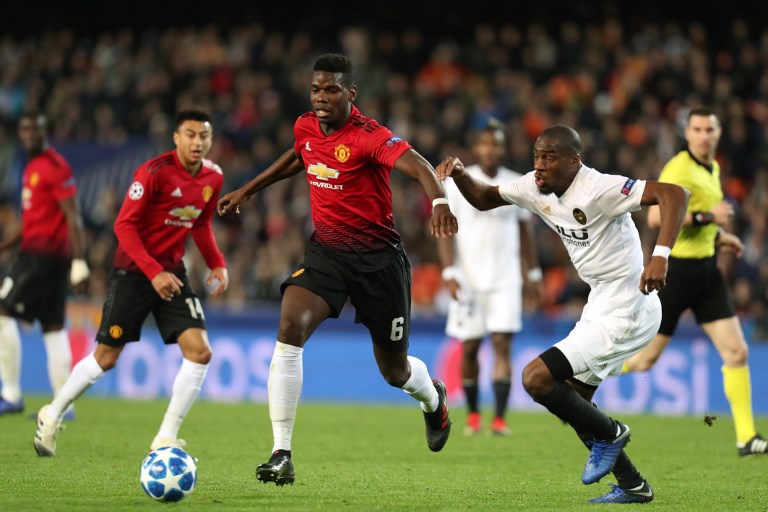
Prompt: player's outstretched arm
<box><xmin>217</xmin><ymin>149</ymin><xmax>304</xmax><ymax>216</ymax></box>
<box><xmin>394</xmin><ymin>149</ymin><xmax>458</xmax><ymax>239</ymax></box>
<box><xmin>647</xmin><ymin>198</ymin><xmax>733</xmax><ymax>229</ymax></box>
<box><xmin>435</xmin><ymin>156</ymin><xmax>507</xmax><ymax>211</ymax></box>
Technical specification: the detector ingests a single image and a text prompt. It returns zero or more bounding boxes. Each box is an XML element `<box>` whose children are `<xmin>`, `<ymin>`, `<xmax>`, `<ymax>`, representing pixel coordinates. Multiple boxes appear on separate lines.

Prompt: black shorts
<box><xmin>280</xmin><ymin>242</ymin><xmax>412</xmax><ymax>352</ymax></box>
<box><xmin>0</xmin><ymin>252</ymin><xmax>69</xmax><ymax>326</ymax></box>
<box><xmin>96</xmin><ymin>270</ymin><xmax>207</xmax><ymax>346</ymax></box>
<box><xmin>658</xmin><ymin>256</ymin><xmax>735</xmax><ymax>336</ymax></box>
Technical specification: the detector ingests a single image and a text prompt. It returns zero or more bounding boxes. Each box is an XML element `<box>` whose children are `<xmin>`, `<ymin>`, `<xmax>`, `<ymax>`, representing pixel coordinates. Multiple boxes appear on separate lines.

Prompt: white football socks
<box><xmin>42</xmin><ymin>329</ymin><xmax>73</xmax><ymax>398</ymax></box>
<box><xmin>402</xmin><ymin>356</ymin><xmax>439</xmax><ymax>413</ymax></box>
<box><xmin>156</xmin><ymin>358</ymin><xmax>209</xmax><ymax>440</ymax></box>
<box><xmin>0</xmin><ymin>316</ymin><xmax>22</xmax><ymax>403</ymax></box>
<box><xmin>268</xmin><ymin>341</ymin><xmax>304</xmax><ymax>452</ymax></box>
<box><xmin>48</xmin><ymin>352</ymin><xmax>104</xmax><ymax>420</ymax></box>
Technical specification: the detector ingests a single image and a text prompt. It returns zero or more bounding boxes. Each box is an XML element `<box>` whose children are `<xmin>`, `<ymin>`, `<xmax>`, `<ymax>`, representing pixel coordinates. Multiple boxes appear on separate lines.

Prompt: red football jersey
<box><xmin>112</xmin><ymin>150</ymin><xmax>226</xmax><ymax>280</ymax></box>
<box><xmin>20</xmin><ymin>147</ymin><xmax>77</xmax><ymax>257</ymax></box>
<box><xmin>293</xmin><ymin>105</ymin><xmax>412</xmax><ymax>252</ymax></box>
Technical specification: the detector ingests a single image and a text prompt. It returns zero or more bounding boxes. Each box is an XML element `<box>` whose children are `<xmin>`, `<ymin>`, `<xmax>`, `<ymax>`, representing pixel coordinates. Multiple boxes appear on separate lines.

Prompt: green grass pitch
<box><xmin>1</xmin><ymin>397</ymin><xmax>766</xmax><ymax>511</ymax></box>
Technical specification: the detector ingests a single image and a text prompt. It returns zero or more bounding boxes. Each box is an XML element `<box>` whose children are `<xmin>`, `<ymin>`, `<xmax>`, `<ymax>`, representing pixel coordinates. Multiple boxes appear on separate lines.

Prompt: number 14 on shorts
<box><xmin>185</xmin><ymin>298</ymin><xmax>205</xmax><ymax>320</ymax></box>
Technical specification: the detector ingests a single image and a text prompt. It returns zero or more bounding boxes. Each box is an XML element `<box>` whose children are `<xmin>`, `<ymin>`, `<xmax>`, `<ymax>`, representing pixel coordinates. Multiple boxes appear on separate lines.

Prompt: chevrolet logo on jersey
<box><xmin>307</xmin><ymin>163</ymin><xmax>340</xmax><ymax>181</ymax></box>
<box><xmin>169</xmin><ymin>205</ymin><xmax>202</xmax><ymax>220</ymax></box>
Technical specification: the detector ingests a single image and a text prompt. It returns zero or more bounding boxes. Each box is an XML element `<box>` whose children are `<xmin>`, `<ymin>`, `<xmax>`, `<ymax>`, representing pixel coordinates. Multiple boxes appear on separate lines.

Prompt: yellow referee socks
<box><xmin>722</xmin><ymin>365</ymin><xmax>757</xmax><ymax>445</ymax></box>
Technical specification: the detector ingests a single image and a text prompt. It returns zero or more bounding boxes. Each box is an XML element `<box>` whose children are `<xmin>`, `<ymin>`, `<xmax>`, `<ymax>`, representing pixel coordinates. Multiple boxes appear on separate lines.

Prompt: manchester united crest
<box><xmin>334</xmin><ymin>144</ymin><xmax>350</xmax><ymax>163</ymax></box>
<box><xmin>202</xmin><ymin>185</ymin><xmax>213</xmax><ymax>202</ymax></box>
<box><xmin>109</xmin><ymin>325</ymin><xmax>123</xmax><ymax>339</ymax></box>
<box><xmin>573</xmin><ymin>208</ymin><xmax>587</xmax><ymax>225</ymax></box>
<box><xmin>29</xmin><ymin>172</ymin><xmax>39</xmax><ymax>187</ymax></box>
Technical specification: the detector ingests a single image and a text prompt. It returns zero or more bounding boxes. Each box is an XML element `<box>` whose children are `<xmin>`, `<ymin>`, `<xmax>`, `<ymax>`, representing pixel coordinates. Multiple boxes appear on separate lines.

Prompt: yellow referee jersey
<box><xmin>658</xmin><ymin>150</ymin><xmax>722</xmax><ymax>258</ymax></box>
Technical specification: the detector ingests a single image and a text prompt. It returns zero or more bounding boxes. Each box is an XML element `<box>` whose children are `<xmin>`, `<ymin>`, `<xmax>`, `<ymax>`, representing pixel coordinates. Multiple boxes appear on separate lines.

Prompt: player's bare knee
<box><xmin>380</xmin><ymin>367</ymin><xmax>409</xmax><ymax>388</ymax></box>
<box><xmin>382</xmin><ymin>373</ymin><xmax>408</xmax><ymax>388</ymax></box>
<box><xmin>187</xmin><ymin>347</ymin><xmax>212</xmax><ymax>365</ymax></box>
<box><xmin>461</xmin><ymin>351</ymin><xmax>479</xmax><ymax>364</ymax></box>
<box><xmin>277</xmin><ymin>316</ymin><xmax>309</xmax><ymax>344</ymax></box>
<box><xmin>490</xmin><ymin>337</ymin><xmax>511</xmax><ymax>355</ymax></box>
<box><xmin>722</xmin><ymin>345</ymin><xmax>748</xmax><ymax>366</ymax></box>
<box><xmin>94</xmin><ymin>344</ymin><xmax>121</xmax><ymax>371</ymax></box>
<box><xmin>492</xmin><ymin>348</ymin><xmax>511</xmax><ymax>361</ymax></box>
<box><xmin>94</xmin><ymin>353</ymin><xmax>119</xmax><ymax>371</ymax></box>
<box><xmin>521</xmin><ymin>363</ymin><xmax>548</xmax><ymax>400</ymax></box>
<box><xmin>631</xmin><ymin>356</ymin><xmax>657</xmax><ymax>372</ymax></box>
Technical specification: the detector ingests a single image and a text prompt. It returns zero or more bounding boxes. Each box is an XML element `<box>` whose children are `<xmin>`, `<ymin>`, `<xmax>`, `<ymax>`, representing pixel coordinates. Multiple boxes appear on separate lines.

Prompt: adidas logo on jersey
<box><xmin>171</xmin><ymin>187</ymin><xmax>182</xmax><ymax>197</ymax></box>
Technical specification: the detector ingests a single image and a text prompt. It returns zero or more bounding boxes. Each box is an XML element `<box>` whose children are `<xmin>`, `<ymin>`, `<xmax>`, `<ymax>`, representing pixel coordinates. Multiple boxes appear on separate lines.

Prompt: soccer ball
<box><xmin>140</xmin><ymin>447</ymin><xmax>197</xmax><ymax>502</ymax></box>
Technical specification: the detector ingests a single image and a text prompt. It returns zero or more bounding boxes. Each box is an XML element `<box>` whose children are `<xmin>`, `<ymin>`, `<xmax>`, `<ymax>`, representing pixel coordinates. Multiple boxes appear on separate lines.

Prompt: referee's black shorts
<box><xmin>658</xmin><ymin>255</ymin><xmax>735</xmax><ymax>336</ymax></box>
<box><xmin>281</xmin><ymin>243</ymin><xmax>412</xmax><ymax>352</ymax></box>
<box><xmin>0</xmin><ymin>252</ymin><xmax>69</xmax><ymax>326</ymax></box>
<box><xmin>96</xmin><ymin>270</ymin><xmax>206</xmax><ymax>346</ymax></box>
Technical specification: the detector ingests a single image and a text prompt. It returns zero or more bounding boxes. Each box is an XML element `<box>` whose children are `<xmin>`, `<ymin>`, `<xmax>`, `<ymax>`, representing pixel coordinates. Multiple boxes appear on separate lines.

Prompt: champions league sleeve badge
<box><xmin>621</xmin><ymin>178</ymin><xmax>636</xmax><ymax>195</ymax></box>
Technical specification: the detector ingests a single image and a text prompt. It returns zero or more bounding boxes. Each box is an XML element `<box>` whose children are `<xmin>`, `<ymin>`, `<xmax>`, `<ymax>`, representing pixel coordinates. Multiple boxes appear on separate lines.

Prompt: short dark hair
<box><xmin>484</xmin><ymin>118</ymin><xmax>506</xmax><ymax>136</ymax></box>
<box><xmin>687</xmin><ymin>106</ymin><xmax>717</xmax><ymax>122</ymax></box>
<box><xmin>539</xmin><ymin>124</ymin><xmax>582</xmax><ymax>156</ymax></box>
<box><xmin>313</xmin><ymin>53</ymin><xmax>354</xmax><ymax>88</ymax></box>
<box><xmin>19</xmin><ymin>110</ymin><xmax>46</xmax><ymax>128</ymax></box>
<box><xmin>175</xmin><ymin>108</ymin><xmax>212</xmax><ymax>129</ymax></box>
<box><xmin>473</xmin><ymin>118</ymin><xmax>506</xmax><ymax>144</ymax></box>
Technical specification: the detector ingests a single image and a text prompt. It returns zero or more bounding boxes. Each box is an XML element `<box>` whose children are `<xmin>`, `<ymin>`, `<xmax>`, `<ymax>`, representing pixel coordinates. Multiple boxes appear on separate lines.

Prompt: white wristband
<box><xmin>652</xmin><ymin>245</ymin><xmax>671</xmax><ymax>259</ymax></box>
<box><xmin>441</xmin><ymin>266</ymin><xmax>457</xmax><ymax>281</ymax></box>
<box><xmin>526</xmin><ymin>267</ymin><xmax>543</xmax><ymax>282</ymax></box>
<box><xmin>70</xmin><ymin>258</ymin><xmax>90</xmax><ymax>285</ymax></box>
<box><xmin>432</xmin><ymin>197</ymin><xmax>449</xmax><ymax>210</ymax></box>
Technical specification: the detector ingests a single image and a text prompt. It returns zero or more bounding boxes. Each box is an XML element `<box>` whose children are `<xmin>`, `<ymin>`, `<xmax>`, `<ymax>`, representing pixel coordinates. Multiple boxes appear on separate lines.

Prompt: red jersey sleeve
<box><xmin>114</xmin><ymin>166</ymin><xmax>164</xmax><ymax>280</ymax></box>
<box><xmin>362</xmin><ymin>125</ymin><xmax>411</xmax><ymax>169</ymax></box>
<box><xmin>43</xmin><ymin>155</ymin><xmax>77</xmax><ymax>202</ymax></box>
<box><xmin>191</xmin><ymin>181</ymin><xmax>226</xmax><ymax>270</ymax></box>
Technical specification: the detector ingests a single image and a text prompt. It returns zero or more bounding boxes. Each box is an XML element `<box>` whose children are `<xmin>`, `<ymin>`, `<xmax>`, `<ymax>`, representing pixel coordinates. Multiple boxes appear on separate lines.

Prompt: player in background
<box><xmin>0</xmin><ymin>112</ymin><xmax>89</xmax><ymax>418</ymax></box>
<box><xmin>623</xmin><ymin>107</ymin><xmax>768</xmax><ymax>456</ymax></box>
<box><xmin>217</xmin><ymin>53</ymin><xmax>457</xmax><ymax>486</ymax></box>
<box><xmin>34</xmin><ymin>108</ymin><xmax>228</xmax><ymax>456</ymax></box>
<box><xmin>436</xmin><ymin>125</ymin><xmax>689</xmax><ymax>504</ymax></box>
<box><xmin>437</xmin><ymin>119</ymin><xmax>541</xmax><ymax>436</ymax></box>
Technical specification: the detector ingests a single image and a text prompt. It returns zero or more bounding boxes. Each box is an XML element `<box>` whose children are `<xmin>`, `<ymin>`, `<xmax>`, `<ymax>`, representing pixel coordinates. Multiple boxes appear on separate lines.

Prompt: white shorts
<box><xmin>554</xmin><ymin>296</ymin><xmax>662</xmax><ymax>386</ymax></box>
<box><xmin>445</xmin><ymin>285</ymin><xmax>523</xmax><ymax>340</ymax></box>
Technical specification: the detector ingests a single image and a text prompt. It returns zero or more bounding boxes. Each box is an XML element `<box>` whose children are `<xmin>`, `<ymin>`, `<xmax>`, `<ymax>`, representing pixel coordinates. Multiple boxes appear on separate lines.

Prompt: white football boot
<box><xmin>34</xmin><ymin>405</ymin><xmax>62</xmax><ymax>457</ymax></box>
<box><xmin>150</xmin><ymin>437</ymin><xmax>187</xmax><ymax>451</ymax></box>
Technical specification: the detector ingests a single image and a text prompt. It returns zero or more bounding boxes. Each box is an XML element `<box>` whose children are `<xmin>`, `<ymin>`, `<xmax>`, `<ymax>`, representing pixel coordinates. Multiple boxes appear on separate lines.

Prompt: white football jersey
<box><xmin>446</xmin><ymin>164</ymin><xmax>531</xmax><ymax>291</ymax></box>
<box><xmin>499</xmin><ymin>164</ymin><xmax>650</xmax><ymax>316</ymax></box>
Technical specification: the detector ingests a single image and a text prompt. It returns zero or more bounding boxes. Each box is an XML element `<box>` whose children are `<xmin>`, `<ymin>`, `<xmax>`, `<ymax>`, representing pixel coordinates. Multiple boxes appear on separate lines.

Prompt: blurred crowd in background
<box><xmin>0</xmin><ymin>7</ymin><xmax>766</xmax><ymax>339</ymax></box>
